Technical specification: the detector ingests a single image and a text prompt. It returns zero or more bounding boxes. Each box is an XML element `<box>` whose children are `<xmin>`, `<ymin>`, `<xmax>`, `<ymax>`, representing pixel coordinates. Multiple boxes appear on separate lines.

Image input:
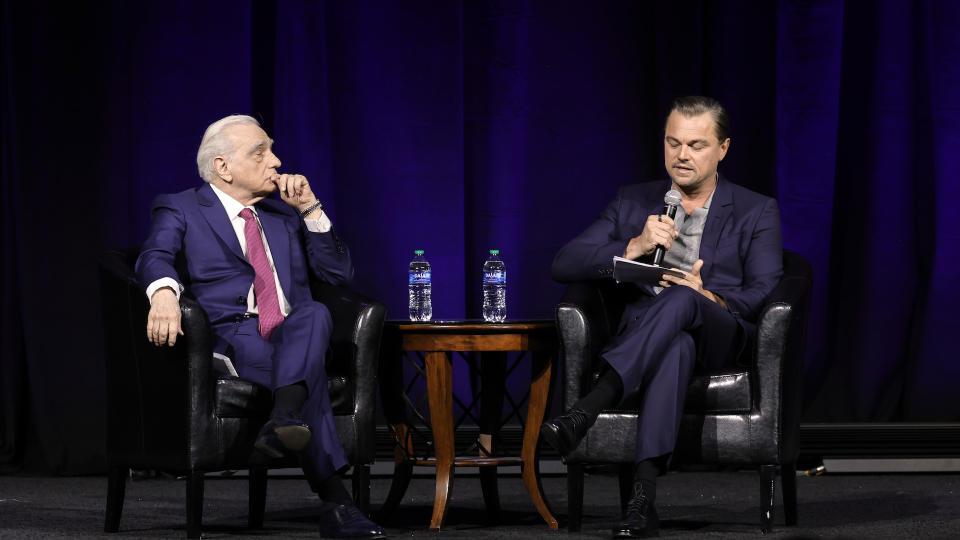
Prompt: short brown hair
<box><xmin>666</xmin><ymin>96</ymin><xmax>730</xmax><ymax>143</ymax></box>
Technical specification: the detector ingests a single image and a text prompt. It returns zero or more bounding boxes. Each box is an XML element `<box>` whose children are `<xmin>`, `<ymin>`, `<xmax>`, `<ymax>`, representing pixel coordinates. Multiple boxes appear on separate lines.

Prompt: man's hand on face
<box><xmin>623</xmin><ymin>214</ymin><xmax>679</xmax><ymax>260</ymax></box>
<box><xmin>147</xmin><ymin>287</ymin><xmax>183</xmax><ymax>347</ymax></box>
<box><xmin>659</xmin><ymin>259</ymin><xmax>728</xmax><ymax>309</ymax></box>
<box><xmin>275</xmin><ymin>174</ymin><xmax>322</xmax><ymax>218</ymax></box>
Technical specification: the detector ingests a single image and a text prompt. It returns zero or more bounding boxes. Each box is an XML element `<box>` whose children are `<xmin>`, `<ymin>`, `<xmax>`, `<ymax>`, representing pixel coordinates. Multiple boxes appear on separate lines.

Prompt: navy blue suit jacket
<box><xmin>135</xmin><ymin>183</ymin><xmax>353</xmax><ymax>326</ymax></box>
<box><xmin>552</xmin><ymin>176</ymin><xmax>783</xmax><ymax>327</ymax></box>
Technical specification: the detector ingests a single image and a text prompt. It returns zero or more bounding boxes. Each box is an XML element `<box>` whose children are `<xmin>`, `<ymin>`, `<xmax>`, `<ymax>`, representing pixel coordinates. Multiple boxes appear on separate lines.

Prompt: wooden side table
<box><xmin>377</xmin><ymin>321</ymin><xmax>558</xmax><ymax>531</ymax></box>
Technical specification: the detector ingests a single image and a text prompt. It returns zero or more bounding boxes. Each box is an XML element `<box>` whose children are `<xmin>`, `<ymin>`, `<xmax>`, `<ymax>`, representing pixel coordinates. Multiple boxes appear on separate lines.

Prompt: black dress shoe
<box><xmin>613</xmin><ymin>483</ymin><xmax>659</xmax><ymax>538</ymax></box>
<box><xmin>254</xmin><ymin>413</ymin><xmax>312</xmax><ymax>459</ymax></box>
<box><xmin>318</xmin><ymin>503</ymin><xmax>385</xmax><ymax>538</ymax></box>
<box><xmin>539</xmin><ymin>407</ymin><xmax>594</xmax><ymax>457</ymax></box>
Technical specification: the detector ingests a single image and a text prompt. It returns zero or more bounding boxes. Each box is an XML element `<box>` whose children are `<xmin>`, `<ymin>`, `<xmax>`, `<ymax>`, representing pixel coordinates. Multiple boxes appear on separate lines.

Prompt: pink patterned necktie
<box><xmin>238</xmin><ymin>208</ymin><xmax>284</xmax><ymax>338</ymax></box>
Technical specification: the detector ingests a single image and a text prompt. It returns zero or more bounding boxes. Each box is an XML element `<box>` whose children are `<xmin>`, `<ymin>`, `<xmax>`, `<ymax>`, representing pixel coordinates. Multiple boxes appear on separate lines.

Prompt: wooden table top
<box><xmin>386</xmin><ymin>320</ymin><xmax>555</xmax><ymax>333</ymax></box>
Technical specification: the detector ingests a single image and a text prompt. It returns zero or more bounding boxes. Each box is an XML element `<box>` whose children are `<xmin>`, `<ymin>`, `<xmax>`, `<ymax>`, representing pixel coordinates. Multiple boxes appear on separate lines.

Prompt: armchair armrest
<box><xmin>753</xmin><ymin>251</ymin><xmax>813</xmax><ymax>461</ymax></box>
<box><xmin>309</xmin><ymin>281</ymin><xmax>385</xmax><ymax>462</ymax></box>
<box><xmin>555</xmin><ymin>280</ymin><xmax>618</xmax><ymax>410</ymax></box>
<box><xmin>99</xmin><ymin>250</ymin><xmax>217</xmax><ymax>470</ymax></box>
<box><xmin>177</xmin><ymin>296</ymin><xmax>220</xmax><ymax>468</ymax></box>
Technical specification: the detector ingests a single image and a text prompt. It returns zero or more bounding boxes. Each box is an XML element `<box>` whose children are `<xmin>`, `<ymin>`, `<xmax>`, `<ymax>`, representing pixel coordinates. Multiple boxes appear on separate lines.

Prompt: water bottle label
<box><xmin>483</xmin><ymin>270</ymin><xmax>505</xmax><ymax>283</ymax></box>
<box><xmin>410</xmin><ymin>271</ymin><xmax>431</xmax><ymax>284</ymax></box>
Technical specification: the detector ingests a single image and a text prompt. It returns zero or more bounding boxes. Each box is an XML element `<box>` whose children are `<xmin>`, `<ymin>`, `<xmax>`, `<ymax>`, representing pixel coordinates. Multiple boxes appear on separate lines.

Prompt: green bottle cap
<box><xmin>489</xmin><ymin>249</ymin><xmax>499</xmax><ymax>255</ymax></box>
<box><xmin>415</xmin><ymin>250</ymin><xmax>424</xmax><ymax>255</ymax></box>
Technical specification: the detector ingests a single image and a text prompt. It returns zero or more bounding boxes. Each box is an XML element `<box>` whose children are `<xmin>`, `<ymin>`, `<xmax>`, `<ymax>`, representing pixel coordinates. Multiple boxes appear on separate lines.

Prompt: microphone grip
<box><xmin>652</xmin><ymin>246</ymin><xmax>666</xmax><ymax>266</ymax></box>
<box><xmin>663</xmin><ymin>203</ymin><xmax>678</xmax><ymax>220</ymax></box>
<box><xmin>651</xmin><ymin>203</ymin><xmax>679</xmax><ymax>266</ymax></box>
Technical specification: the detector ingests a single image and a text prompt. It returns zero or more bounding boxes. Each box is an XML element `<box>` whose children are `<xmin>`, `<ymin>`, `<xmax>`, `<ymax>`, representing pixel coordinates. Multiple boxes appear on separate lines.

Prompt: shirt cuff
<box><xmin>146</xmin><ymin>277</ymin><xmax>183</xmax><ymax>303</ymax></box>
<box><xmin>304</xmin><ymin>212</ymin><xmax>332</xmax><ymax>233</ymax></box>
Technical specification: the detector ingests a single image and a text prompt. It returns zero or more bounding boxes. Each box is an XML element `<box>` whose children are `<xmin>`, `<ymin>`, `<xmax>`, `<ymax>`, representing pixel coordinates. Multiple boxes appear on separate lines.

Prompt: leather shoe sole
<box><xmin>274</xmin><ymin>424</ymin><xmax>312</xmax><ymax>451</ymax></box>
<box><xmin>254</xmin><ymin>422</ymin><xmax>312</xmax><ymax>459</ymax></box>
<box><xmin>612</xmin><ymin>527</ymin><xmax>658</xmax><ymax>538</ymax></box>
<box><xmin>613</xmin><ymin>503</ymin><xmax>659</xmax><ymax>538</ymax></box>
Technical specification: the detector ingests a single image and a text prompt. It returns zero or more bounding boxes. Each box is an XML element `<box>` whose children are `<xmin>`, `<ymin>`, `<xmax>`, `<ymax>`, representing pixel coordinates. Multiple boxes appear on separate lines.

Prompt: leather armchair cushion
<box><xmin>610</xmin><ymin>369</ymin><xmax>752</xmax><ymax>415</ymax></box>
<box><xmin>214</xmin><ymin>375</ymin><xmax>355</xmax><ymax>418</ymax></box>
<box><xmin>214</xmin><ymin>378</ymin><xmax>272</xmax><ymax>418</ymax></box>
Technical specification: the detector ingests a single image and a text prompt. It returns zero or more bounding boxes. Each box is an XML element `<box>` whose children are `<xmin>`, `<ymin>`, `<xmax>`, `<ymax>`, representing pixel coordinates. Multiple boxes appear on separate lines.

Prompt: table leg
<box><xmin>425</xmin><ymin>351</ymin><xmax>455</xmax><ymax>531</ymax></box>
<box><xmin>478</xmin><ymin>450</ymin><xmax>500</xmax><ymax>522</ymax></box>
<box><xmin>521</xmin><ymin>351</ymin><xmax>558</xmax><ymax>529</ymax></box>
<box><xmin>479</xmin><ymin>351</ymin><xmax>506</xmax><ymax>522</ymax></box>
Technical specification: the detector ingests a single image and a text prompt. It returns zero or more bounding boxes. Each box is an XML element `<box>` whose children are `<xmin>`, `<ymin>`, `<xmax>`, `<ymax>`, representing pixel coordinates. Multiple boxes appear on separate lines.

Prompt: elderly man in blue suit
<box><xmin>541</xmin><ymin>96</ymin><xmax>783</xmax><ymax>538</ymax></box>
<box><xmin>136</xmin><ymin>115</ymin><xmax>383</xmax><ymax>538</ymax></box>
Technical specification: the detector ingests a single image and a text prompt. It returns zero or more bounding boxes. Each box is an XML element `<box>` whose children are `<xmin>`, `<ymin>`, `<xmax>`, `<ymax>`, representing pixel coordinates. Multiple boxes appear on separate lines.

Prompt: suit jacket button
<box><xmin>237</xmin><ymin>296</ymin><xmax>246</xmax><ymax>305</ymax></box>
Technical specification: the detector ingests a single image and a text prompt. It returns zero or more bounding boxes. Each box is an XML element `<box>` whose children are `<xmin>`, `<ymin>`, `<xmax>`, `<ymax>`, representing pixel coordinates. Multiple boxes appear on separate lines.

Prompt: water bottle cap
<box><xmin>414</xmin><ymin>250</ymin><xmax>424</xmax><ymax>255</ymax></box>
<box><xmin>489</xmin><ymin>249</ymin><xmax>499</xmax><ymax>255</ymax></box>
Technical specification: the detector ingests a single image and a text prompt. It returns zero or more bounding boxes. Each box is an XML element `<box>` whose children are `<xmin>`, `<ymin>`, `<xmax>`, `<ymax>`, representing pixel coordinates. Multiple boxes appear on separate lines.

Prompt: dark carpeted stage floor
<box><xmin>2</xmin><ymin>466</ymin><xmax>959</xmax><ymax>539</ymax></box>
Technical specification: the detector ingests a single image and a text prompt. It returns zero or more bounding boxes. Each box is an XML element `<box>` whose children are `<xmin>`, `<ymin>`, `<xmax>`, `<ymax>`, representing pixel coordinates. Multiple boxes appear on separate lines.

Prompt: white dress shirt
<box><xmin>145</xmin><ymin>184</ymin><xmax>333</xmax><ymax>316</ymax></box>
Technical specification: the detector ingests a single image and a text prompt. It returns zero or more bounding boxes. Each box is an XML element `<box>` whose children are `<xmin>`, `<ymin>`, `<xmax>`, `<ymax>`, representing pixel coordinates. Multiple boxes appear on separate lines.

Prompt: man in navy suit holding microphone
<box><xmin>136</xmin><ymin>115</ymin><xmax>383</xmax><ymax>538</ymax></box>
<box><xmin>541</xmin><ymin>96</ymin><xmax>783</xmax><ymax>538</ymax></box>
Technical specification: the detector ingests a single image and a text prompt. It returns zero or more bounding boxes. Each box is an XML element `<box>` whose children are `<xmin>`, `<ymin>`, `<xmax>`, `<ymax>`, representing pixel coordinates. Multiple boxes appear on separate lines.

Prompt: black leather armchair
<box><xmin>98</xmin><ymin>248</ymin><xmax>384</xmax><ymax>538</ymax></box>
<box><xmin>555</xmin><ymin>250</ymin><xmax>812</xmax><ymax>533</ymax></box>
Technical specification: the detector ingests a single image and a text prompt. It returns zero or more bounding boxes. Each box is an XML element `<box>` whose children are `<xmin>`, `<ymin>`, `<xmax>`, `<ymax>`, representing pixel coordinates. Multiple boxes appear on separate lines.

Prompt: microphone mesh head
<box><xmin>664</xmin><ymin>189</ymin><xmax>682</xmax><ymax>206</ymax></box>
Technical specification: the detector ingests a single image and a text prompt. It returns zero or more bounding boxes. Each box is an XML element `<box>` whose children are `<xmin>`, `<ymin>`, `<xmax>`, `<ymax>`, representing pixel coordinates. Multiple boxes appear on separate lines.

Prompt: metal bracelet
<box><xmin>299</xmin><ymin>200</ymin><xmax>323</xmax><ymax>218</ymax></box>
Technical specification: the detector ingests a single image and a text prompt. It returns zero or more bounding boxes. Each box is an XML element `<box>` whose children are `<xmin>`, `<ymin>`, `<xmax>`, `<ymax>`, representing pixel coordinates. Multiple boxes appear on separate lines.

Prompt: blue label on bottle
<box><xmin>410</xmin><ymin>271</ymin><xmax>431</xmax><ymax>284</ymax></box>
<box><xmin>484</xmin><ymin>270</ymin><xmax>505</xmax><ymax>283</ymax></box>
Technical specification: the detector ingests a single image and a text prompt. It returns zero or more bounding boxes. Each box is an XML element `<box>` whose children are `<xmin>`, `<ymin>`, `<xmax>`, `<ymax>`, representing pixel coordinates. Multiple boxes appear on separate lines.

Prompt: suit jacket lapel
<box><xmin>699</xmin><ymin>175</ymin><xmax>733</xmax><ymax>284</ymax></box>
<box><xmin>197</xmin><ymin>184</ymin><xmax>246</xmax><ymax>263</ymax></box>
<box><xmin>256</xmin><ymin>205</ymin><xmax>293</xmax><ymax>300</ymax></box>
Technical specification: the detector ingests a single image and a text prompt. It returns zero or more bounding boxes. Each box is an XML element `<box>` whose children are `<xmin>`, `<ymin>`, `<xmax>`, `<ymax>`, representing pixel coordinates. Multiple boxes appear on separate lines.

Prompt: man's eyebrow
<box><xmin>247</xmin><ymin>139</ymin><xmax>273</xmax><ymax>155</ymax></box>
<box><xmin>665</xmin><ymin>135</ymin><xmax>709</xmax><ymax>145</ymax></box>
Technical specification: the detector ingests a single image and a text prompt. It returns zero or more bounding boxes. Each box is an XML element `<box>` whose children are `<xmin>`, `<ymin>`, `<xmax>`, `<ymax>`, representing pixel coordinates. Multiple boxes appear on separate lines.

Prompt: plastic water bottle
<box><xmin>408</xmin><ymin>250</ymin><xmax>432</xmax><ymax>321</ymax></box>
<box><xmin>482</xmin><ymin>250</ymin><xmax>506</xmax><ymax>322</ymax></box>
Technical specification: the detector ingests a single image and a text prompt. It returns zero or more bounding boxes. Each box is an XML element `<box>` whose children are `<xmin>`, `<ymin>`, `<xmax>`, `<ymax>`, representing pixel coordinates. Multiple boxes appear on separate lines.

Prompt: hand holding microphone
<box><xmin>652</xmin><ymin>189</ymin><xmax>682</xmax><ymax>265</ymax></box>
<box><xmin>622</xmin><ymin>189</ymin><xmax>682</xmax><ymax>261</ymax></box>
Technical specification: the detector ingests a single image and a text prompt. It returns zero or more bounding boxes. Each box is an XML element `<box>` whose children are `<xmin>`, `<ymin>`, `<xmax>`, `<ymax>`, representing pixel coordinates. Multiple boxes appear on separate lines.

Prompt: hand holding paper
<box><xmin>612</xmin><ymin>256</ymin><xmax>684</xmax><ymax>286</ymax></box>
<box><xmin>659</xmin><ymin>259</ymin><xmax>728</xmax><ymax>308</ymax></box>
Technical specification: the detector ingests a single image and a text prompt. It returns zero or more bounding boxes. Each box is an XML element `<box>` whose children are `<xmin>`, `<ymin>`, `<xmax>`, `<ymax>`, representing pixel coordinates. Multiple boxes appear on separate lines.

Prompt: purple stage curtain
<box><xmin>1</xmin><ymin>0</ymin><xmax>958</xmax><ymax>473</ymax></box>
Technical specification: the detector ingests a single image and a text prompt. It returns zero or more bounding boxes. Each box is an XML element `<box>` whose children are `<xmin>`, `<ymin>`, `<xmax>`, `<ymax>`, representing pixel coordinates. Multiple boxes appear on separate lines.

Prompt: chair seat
<box><xmin>214</xmin><ymin>375</ymin><xmax>355</xmax><ymax>419</ymax></box>
<box><xmin>606</xmin><ymin>368</ymin><xmax>752</xmax><ymax>416</ymax></box>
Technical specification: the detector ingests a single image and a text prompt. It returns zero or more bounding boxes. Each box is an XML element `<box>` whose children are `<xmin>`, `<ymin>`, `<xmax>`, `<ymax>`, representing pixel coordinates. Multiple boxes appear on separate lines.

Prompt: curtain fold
<box><xmin>0</xmin><ymin>0</ymin><xmax>26</xmax><ymax>471</ymax></box>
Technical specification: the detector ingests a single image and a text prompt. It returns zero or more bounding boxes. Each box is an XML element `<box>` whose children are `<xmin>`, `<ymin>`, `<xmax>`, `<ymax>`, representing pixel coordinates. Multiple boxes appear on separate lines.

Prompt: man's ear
<box><xmin>213</xmin><ymin>156</ymin><xmax>231</xmax><ymax>182</ymax></box>
<box><xmin>717</xmin><ymin>138</ymin><xmax>730</xmax><ymax>161</ymax></box>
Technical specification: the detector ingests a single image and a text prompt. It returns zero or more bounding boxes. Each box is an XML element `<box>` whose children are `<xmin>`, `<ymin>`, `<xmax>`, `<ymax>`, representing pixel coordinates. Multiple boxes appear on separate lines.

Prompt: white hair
<box><xmin>196</xmin><ymin>115</ymin><xmax>260</xmax><ymax>182</ymax></box>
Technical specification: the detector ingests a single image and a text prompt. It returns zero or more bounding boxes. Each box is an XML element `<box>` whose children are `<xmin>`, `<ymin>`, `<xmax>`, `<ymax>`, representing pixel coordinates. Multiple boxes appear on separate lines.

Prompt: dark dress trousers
<box><xmin>135</xmin><ymin>182</ymin><xmax>354</xmax><ymax>481</ymax></box>
<box><xmin>552</xmin><ymin>176</ymin><xmax>783</xmax><ymax>461</ymax></box>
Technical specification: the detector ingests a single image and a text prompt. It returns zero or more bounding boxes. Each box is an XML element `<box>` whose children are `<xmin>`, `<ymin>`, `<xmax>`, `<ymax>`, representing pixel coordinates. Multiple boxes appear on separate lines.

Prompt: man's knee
<box><xmin>294</xmin><ymin>301</ymin><xmax>333</xmax><ymax>329</ymax></box>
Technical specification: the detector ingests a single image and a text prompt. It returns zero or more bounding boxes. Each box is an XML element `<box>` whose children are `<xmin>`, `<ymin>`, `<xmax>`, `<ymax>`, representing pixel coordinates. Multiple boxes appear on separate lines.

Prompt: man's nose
<box><xmin>269</xmin><ymin>152</ymin><xmax>281</xmax><ymax>168</ymax></box>
<box><xmin>678</xmin><ymin>145</ymin><xmax>690</xmax><ymax>160</ymax></box>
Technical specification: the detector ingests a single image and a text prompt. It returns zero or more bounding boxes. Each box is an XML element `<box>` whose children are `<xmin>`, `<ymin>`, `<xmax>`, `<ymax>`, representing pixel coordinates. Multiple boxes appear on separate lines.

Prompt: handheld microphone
<box><xmin>652</xmin><ymin>189</ymin><xmax>682</xmax><ymax>266</ymax></box>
